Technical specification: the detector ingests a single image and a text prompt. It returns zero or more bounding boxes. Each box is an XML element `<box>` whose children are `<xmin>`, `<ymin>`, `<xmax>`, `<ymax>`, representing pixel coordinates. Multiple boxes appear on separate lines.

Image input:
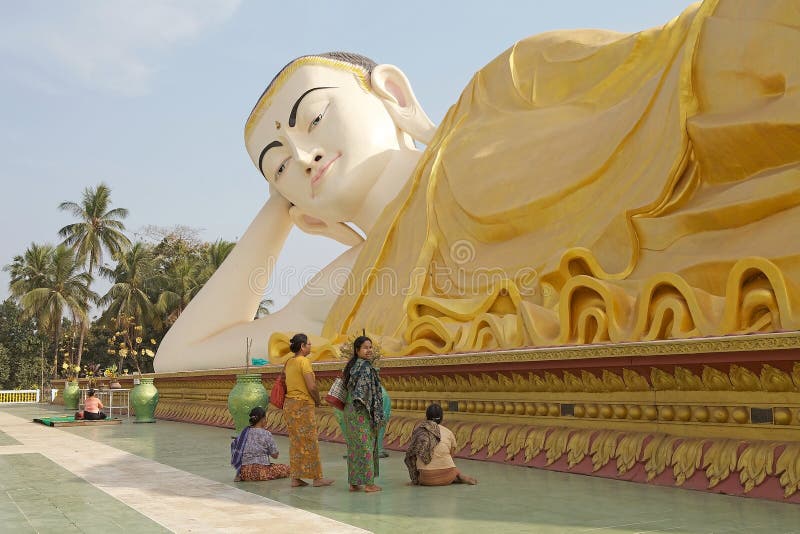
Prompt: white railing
<box><xmin>0</xmin><ymin>389</ymin><xmax>40</xmax><ymax>404</ymax></box>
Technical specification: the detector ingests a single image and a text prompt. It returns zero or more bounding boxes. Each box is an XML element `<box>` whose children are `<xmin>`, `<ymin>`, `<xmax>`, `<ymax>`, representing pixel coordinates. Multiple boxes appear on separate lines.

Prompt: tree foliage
<box><xmin>2</xmin><ymin>184</ymin><xmax>239</xmax><ymax>383</ymax></box>
<box><xmin>0</xmin><ymin>299</ymin><xmax>47</xmax><ymax>390</ymax></box>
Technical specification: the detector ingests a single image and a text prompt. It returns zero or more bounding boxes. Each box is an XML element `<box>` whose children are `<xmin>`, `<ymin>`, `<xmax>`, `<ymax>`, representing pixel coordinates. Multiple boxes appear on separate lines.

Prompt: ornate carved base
<box><xmin>144</xmin><ymin>332</ymin><xmax>800</xmax><ymax>501</ymax></box>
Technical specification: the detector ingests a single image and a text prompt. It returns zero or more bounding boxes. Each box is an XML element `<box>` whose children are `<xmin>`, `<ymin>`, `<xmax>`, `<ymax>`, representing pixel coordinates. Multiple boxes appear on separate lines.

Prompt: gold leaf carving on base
<box><xmin>616</xmin><ymin>433</ymin><xmax>648</xmax><ymax>475</ymax></box>
<box><xmin>761</xmin><ymin>364</ymin><xmax>794</xmax><ymax>392</ymax></box>
<box><xmin>563</xmin><ymin>371</ymin><xmax>583</xmax><ymax>392</ymax></box>
<box><xmin>453</xmin><ymin>422</ymin><xmax>477</xmax><ymax>451</ymax></box>
<box><xmin>524</xmin><ymin>427</ymin><xmax>549</xmax><ymax>462</ymax></box>
<box><xmin>730</xmin><ymin>364</ymin><xmax>761</xmax><ymax>391</ymax></box>
<box><xmin>398</xmin><ymin>419</ymin><xmax>417</xmax><ymax>446</ymax></box>
<box><xmin>544</xmin><ymin>372</ymin><xmax>566</xmax><ymax>393</ymax></box>
<box><xmin>511</xmin><ymin>373</ymin><xmax>529</xmax><ymax>392</ymax></box>
<box><xmin>580</xmin><ymin>370</ymin><xmax>603</xmax><ymax>393</ymax></box>
<box><xmin>643</xmin><ymin>434</ymin><xmax>681</xmax><ymax>481</ymax></box>
<box><xmin>702</xmin><ymin>366</ymin><xmax>732</xmax><ymax>391</ymax></box>
<box><xmin>590</xmin><ymin>431</ymin><xmax>621</xmax><ymax>472</ymax></box>
<box><xmin>471</xmin><ymin>424</ymin><xmax>492</xmax><ymax>455</ymax></box>
<box><xmin>488</xmin><ymin>425</ymin><xmax>510</xmax><ymax>456</ymax></box>
<box><xmin>601</xmin><ymin>370</ymin><xmax>625</xmax><ymax>392</ymax></box>
<box><xmin>566</xmin><ymin>430</ymin><xmax>591</xmax><ymax>468</ymax></box>
<box><xmin>622</xmin><ymin>369</ymin><xmax>650</xmax><ymax>391</ymax></box>
<box><xmin>737</xmin><ymin>442</ymin><xmax>778</xmax><ymax>493</ymax></box>
<box><xmin>651</xmin><ymin>368</ymin><xmax>677</xmax><ymax>390</ymax></box>
<box><xmin>776</xmin><ymin>444</ymin><xmax>800</xmax><ymax>498</ymax></box>
<box><xmin>703</xmin><ymin>440</ymin><xmax>741</xmax><ymax>489</ymax></box>
<box><xmin>504</xmin><ymin>425</ymin><xmax>527</xmax><ymax>461</ymax></box>
<box><xmin>545</xmin><ymin>428</ymin><xmax>572</xmax><ymax>466</ymax></box>
<box><xmin>672</xmin><ymin>438</ymin><xmax>708</xmax><ymax>485</ymax></box>
<box><xmin>675</xmin><ymin>367</ymin><xmax>703</xmax><ymax>391</ymax></box>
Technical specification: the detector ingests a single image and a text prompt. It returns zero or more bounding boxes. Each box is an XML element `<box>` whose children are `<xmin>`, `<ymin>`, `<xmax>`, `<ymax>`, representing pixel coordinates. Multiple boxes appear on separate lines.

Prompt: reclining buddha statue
<box><xmin>155</xmin><ymin>0</ymin><xmax>800</xmax><ymax>372</ymax></box>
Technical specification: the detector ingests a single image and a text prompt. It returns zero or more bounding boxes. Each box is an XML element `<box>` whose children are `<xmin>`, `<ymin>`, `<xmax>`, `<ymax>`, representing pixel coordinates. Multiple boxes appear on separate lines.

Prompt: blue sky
<box><xmin>0</xmin><ymin>0</ymin><xmax>694</xmax><ymax>312</ymax></box>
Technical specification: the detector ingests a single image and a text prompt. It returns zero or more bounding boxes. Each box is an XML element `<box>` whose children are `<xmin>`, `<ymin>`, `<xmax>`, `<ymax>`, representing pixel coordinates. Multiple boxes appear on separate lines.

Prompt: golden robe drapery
<box><xmin>313</xmin><ymin>0</ymin><xmax>800</xmax><ymax>358</ymax></box>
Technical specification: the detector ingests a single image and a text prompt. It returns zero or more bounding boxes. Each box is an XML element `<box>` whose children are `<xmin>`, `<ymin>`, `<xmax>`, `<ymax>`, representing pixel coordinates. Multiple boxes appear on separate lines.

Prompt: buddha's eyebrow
<box><xmin>258</xmin><ymin>140</ymin><xmax>283</xmax><ymax>175</ymax></box>
<box><xmin>288</xmin><ymin>86</ymin><xmax>335</xmax><ymax>127</ymax></box>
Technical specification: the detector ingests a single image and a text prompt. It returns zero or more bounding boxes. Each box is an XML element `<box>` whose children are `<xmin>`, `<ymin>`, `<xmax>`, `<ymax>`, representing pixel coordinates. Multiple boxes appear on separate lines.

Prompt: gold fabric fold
<box><xmin>308</xmin><ymin>0</ymin><xmax>800</xmax><ymax>360</ymax></box>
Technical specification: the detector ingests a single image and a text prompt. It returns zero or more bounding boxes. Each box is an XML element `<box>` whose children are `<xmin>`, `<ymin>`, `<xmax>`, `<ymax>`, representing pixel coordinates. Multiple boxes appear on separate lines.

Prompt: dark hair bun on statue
<box><xmin>249</xmin><ymin>406</ymin><xmax>266</xmax><ymax>426</ymax></box>
<box><xmin>289</xmin><ymin>333</ymin><xmax>308</xmax><ymax>354</ymax></box>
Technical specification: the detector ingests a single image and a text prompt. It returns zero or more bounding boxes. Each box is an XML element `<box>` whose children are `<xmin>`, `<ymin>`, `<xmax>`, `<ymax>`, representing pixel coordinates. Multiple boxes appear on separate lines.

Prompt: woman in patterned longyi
<box><xmin>342</xmin><ymin>336</ymin><xmax>385</xmax><ymax>493</ymax></box>
<box><xmin>283</xmin><ymin>333</ymin><xmax>334</xmax><ymax>488</ymax></box>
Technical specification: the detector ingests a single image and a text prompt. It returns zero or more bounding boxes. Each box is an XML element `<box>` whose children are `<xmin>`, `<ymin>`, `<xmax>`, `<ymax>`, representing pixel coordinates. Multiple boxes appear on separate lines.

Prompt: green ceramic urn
<box><xmin>227</xmin><ymin>374</ymin><xmax>268</xmax><ymax>434</ymax></box>
<box><xmin>131</xmin><ymin>377</ymin><xmax>159</xmax><ymax>423</ymax></box>
<box><xmin>63</xmin><ymin>380</ymin><xmax>80</xmax><ymax>411</ymax></box>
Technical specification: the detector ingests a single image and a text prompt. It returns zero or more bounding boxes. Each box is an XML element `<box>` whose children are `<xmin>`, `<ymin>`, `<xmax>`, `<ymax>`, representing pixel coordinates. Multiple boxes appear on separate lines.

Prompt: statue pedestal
<box><xmin>142</xmin><ymin>332</ymin><xmax>800</xmax><ymax>503</ymax></box>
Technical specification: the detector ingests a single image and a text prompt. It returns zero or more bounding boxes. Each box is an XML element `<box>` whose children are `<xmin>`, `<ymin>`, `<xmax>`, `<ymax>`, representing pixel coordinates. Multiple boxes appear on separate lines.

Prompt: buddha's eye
<box><xmin>274</xmin><ymin>157</ymin><xmax>290</xmax><ymax>180</ymax></box>
<box><xmin>308</xmin><ymin>103</ymin><xmax>330</xmax><ymax>133</ymax></box>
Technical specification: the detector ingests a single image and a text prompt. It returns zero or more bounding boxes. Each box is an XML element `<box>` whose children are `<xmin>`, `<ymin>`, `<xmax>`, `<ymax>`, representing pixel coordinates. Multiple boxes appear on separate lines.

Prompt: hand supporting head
<box><xmin>244</xmin><ymin>52</ymin><xmax>434</xmax><ymax>244</ymax></box>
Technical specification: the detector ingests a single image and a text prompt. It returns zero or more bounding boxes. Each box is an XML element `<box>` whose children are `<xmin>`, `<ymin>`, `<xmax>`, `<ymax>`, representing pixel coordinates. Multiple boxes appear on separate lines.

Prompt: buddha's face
<box><xmin>245</xmin><ymin>64</ymin><xmax>401</xmax><ymax>223</ymax></box>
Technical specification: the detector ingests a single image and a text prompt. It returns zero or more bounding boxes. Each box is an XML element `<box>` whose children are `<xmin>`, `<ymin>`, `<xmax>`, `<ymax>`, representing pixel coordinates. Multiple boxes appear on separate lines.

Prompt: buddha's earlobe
<box><xmin>288</xmin><ymin>205</ymin><xmax>364</xmax><ymax>246</ymax></box>
<box><xmin>371</xmin><ymin>64</ymin><xmax>436</xmax><ymax>145</ymax></box>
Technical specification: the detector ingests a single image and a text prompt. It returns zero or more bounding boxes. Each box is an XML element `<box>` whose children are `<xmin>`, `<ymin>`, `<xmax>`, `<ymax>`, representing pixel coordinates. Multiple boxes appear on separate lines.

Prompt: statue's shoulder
<box><xmin>503</xmin><ymin>29</ymin><xmax>630</xmax><ymax>65</ymax></box>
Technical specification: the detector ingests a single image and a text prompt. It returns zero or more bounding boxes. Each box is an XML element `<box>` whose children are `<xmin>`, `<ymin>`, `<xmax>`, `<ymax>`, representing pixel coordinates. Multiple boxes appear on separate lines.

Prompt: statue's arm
<box><xmin>154</xmin><ymin>226</ymin><xmax>362</xmax><ymax>372</ymax></box>
<box><xmin>156</xmin><ymin>193</ymin><xmax>292</xmax><ymax>354</ymax></box>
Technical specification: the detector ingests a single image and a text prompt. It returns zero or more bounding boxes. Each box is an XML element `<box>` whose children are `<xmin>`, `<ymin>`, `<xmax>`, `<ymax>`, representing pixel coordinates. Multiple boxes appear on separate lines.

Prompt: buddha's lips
<box><xmin>311</xmin><ymin>153</ymin><xmax>341</xmax><ymax>189</ymax></box>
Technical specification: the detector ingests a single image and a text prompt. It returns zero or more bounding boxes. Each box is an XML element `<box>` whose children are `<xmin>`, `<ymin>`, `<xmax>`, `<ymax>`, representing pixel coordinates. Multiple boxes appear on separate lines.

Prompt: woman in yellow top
<box><xmin>283</xmin><ymin>333</ymin><xmax>334</xmax><ymax>488</ymax></box>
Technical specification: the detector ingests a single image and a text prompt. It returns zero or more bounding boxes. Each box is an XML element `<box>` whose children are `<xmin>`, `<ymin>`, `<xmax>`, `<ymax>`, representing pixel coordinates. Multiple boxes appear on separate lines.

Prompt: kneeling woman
<box><xmin>231</xmin><ymin>407</ymin><xmax>291</xmax><ymax>481</ymax></box>
<box><xmin>404</xmin><ymin>404</ymin><xmax>477</xmax><ymax>486</ymax></box>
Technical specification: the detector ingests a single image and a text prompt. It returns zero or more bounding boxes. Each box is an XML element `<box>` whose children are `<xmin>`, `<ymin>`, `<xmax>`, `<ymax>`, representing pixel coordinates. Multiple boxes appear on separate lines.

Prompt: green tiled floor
<box><xmin>3</xmin><ymin>404</ymin><xmax>800</xmax><ymax>533</ymax></box>
<box><xmin>0</xmin><ymin>453</ymin><xmax>168</xmax><ymax>533</ymax></box>
<box><xmin>0</xmin><ymin>427</ymin><xmax>21</xmax><ymax>446</ymax></box>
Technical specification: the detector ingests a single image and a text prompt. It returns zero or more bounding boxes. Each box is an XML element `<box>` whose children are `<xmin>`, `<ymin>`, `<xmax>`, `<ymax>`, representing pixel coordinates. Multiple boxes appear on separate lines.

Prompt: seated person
<box><xmin>231</xmin><ymin>407</ymin><xmax>291</xmax><ymax>482</ymax></box>
<box><xmin>404</xmin><ymin>404</ymin><xmax>477</xmax><ymax>486</ymax></box>
<box><xmin>83</xmin><ymin>389</ymin><xmax>106</xmax><ymax>420</ymax></box>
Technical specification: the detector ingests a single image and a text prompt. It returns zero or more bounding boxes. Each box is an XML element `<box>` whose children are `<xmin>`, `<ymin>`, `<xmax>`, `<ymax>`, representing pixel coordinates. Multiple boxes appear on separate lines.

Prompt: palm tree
<box><xmin>58</xmin><ymin>183</ymin><xmax>131</xmax><ymax>368</ymax></box>
<box><xmin>8</xmin><ymin>245</ymin><xmax>94</xmax><ymax>378</ymax></box>
<box><xmin>6</xmin><ymin>243</ymin><xmax>54</xmax><ymax>297</ymax></box>
<box><xmin>99</xmin><ymin>243</ymin><xmax>156</xmax><ymax>371</ymax></box>
<box><xmin>100</xmin><ymin>243</ymin><xmax>155</xmax><ymax>325</ymax></box>
<box><xmin>154</xmin><ymin>256</ymin><xmax>201</xmax><ymax>325</ymax></box>
<box><xmin>153</xmin><ymin>239</ymin><xmax>236</xmax><ymax>325</ymax></box>
<box><xmin>205</xmin><ymin>239</ymin><xmax>235</xmax><ymax>269</ymax></box>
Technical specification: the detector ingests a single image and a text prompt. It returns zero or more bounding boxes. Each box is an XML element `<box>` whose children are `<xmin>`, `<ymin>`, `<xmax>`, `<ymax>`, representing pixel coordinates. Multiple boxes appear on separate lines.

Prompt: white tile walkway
<box><xmin>0</xmin><ymin>411</ymin><xmax>369</xmax><ymax>533</ymax></box>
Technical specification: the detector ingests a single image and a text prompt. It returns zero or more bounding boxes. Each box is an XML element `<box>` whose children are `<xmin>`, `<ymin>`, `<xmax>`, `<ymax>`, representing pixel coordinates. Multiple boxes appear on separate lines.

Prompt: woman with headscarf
<box><xmin>231</xmin><ymin>406</ymin><xmax>291</xmax><ymax>481</ymax></box>
<box><xmin>342</xmin><ymin>335</ymin><xmax>385</xmax><ymax>492</ymax></box>
<box><xmin>405</xmin><ymin>403</ymin><xmax>477</xmax><ymax>486</ymax></box>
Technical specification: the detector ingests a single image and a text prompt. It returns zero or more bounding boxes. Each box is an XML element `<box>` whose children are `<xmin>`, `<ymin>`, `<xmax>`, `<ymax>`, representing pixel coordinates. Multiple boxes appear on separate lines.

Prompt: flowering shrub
<box><xmin>59</xmin><ymin>332</ymin><xmax>81</xmax><ymax>380</ymax></box>
<box><xmin>103</xmin><ymin>364</ymin><xmax>118</xmax><ymax>379</ymax></box>
<box><xmin>106</xmin><ymin>314</ymin><xmax>157</xmax><ymax>375</ymax></box>
<box><xmin>61</xmin><ymin>361</ymin><xmax>81</xmax><ymax>381</ymax></box>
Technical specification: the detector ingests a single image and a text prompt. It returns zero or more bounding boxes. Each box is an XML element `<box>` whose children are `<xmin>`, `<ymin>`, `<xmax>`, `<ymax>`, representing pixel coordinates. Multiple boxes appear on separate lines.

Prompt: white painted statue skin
<box><xmin>156</xmin><ymin>4</ymin><xmax>800</xmax><ymax>372</ymax></box>
<box><xmin>155</xmin><ymin>56</ymin><xmax>435</xmax><ymax>372</ymax></box>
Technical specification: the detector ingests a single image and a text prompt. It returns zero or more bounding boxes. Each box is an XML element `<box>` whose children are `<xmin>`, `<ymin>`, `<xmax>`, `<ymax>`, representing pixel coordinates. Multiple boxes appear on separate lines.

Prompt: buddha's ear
<box><xmin>288</xmin><ymin>205</ymin><xmax>364</xmax><ymax>246</ymax></box>
<box><xmin>371</xmin><ymin>64</ymin><xmax>436</xmax><ymax>145</ymax></box>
